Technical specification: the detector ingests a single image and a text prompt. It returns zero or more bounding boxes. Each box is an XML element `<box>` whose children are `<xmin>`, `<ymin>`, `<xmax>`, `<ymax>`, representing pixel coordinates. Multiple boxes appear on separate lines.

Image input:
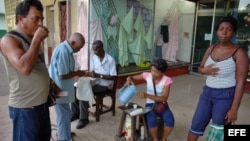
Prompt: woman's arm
<box><xmin>125</xmin><ymin>73</ymin><xmax>144</xmax><ymax>85</ymax></box>
<box><xmin>199</xmin><ymin>45</ymin><xmax>220</xmax><ymax>76</ymax></box>
<box><xmin>141</xmin><ymin>84</ymin><xmax>171</xmax><ymax>102</ymax></box>
<box><xmin>225</xmin><ymin>47</ymin><xmax>249</xmax><ymax>124</ymax></box>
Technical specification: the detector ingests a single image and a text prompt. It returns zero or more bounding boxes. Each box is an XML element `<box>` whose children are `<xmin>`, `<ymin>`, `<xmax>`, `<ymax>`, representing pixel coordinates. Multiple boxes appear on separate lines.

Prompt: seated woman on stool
<box><xmin>125</xmin><ymin>59</ymin><xmax>175</xmax><ymax>141</ymax></box>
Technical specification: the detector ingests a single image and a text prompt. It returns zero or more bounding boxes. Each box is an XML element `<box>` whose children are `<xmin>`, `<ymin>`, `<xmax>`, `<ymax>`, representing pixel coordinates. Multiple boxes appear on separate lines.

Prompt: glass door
<box><xmin>191</xmin><ymin>0</ymin><xmax>225</xmax><ymax>73</ymax></box>
<box><xmin>191</xmin><ymin>0</ymin><xmax>250</xmax><ymax>73</ymax></box>
<box><xmin>191</xmin><ymin>14</ymin><xmax>213</xmax><ymax>72</ymax></box>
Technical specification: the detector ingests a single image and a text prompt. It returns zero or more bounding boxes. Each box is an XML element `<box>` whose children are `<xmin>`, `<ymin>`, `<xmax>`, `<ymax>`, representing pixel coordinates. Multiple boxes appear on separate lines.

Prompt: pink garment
<box><xmin>142</xmin><ymin>72</ymin><xmax>172</xmax><ymax>85</ymax></box>
<box><xmin>76</xmin><ymin>0</ymin><xmax>88</xmax><ymax>70</ymax></box>
<box><xmin>162</xmin><ymin>9</ymin><xmax>179</xmax><ymax>62</ymax></box>
<box><xmin>76</xmin><ymin>0</ymin><xmax>103</xmax><ymax>70</ymax></box>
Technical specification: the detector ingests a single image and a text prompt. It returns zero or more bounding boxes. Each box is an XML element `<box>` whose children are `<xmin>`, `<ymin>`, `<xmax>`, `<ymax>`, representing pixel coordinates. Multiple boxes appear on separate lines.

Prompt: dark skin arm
<box><xmin>60</xmin><ymin>70</ymin><xmax>87</xmax><ymax>80</ymax></box>
<box><xmin>50</xmin><ymin>79</ymin><xmax>62</xmax><ymax>98</ymax></box>
<box><xmin>126</xmin><ymin>74</ymin><xmax>170</xmax><ymax>102</ymax></box>
<box><xmin>0</xmin><ymin>26</ymin><xmax>48</xmax><ymax>75</ymax></box>
<box><xmin>225</xmin><ymin>47</ymin><xmax>249</xmax><ymax>124</ymax></box>
<box><xmin>87</xmin><ymin>71</ymin><xmax>116</xmax><ymax>80</ymax></box>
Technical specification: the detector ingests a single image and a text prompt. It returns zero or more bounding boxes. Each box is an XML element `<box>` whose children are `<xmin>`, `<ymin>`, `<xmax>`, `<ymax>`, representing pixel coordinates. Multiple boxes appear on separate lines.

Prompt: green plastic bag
<box><xmin>206</xmin><ymin>123</ymin><xmax>224</xmax><ymax>141</ymax></box>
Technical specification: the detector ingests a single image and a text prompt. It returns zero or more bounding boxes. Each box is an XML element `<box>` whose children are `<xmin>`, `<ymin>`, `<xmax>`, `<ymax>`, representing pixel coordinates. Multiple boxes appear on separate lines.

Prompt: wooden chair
<box><xmin>89</xmin><ymin>76</ymin><xmax>118</xmax><ymax>122</ymax></box>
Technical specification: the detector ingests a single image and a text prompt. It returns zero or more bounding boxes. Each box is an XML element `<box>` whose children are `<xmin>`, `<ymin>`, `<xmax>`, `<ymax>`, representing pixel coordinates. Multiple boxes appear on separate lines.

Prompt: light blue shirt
<box><xmin>49</xmin><ymin>40</ymin><xmax>75</xmax><ymax>103</ymax></box>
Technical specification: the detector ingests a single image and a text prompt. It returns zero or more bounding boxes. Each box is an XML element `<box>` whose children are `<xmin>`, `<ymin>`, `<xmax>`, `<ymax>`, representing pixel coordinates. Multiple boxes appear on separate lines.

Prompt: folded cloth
<box><xmin>76</xmin><ymin>77</ymin><xmax>94</xmax><ymax>105</ymax></box>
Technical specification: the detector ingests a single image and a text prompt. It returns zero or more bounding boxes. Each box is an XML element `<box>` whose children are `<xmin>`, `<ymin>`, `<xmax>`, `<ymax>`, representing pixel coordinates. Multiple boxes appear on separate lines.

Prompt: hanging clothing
<box><xmin>162</xmin><ymin>9</ymin><xmax>179</xmax><ymax>62</ymax></box>
<box><xmin>144</xmin><ymin>22</ymin><xmax>153</xmax><ymax>49</ymax></box>
<box><xmin>160</xmin><ymin>25</ymin><xmax>169</xmax><ymax>43</ymax></box>
<box><xmin>121</xmin><ymin>7</ymin><xmax>134</xmax><ymax>42</ymax></box>
<box><xmin>128</xmin><ymin>10</ymin><xmax>146</xmax><ymax>65</ymax></box>
<box><xmin>76</xmin><ymin>0</ymin><xmax>103</xmax><ymax>70</ymax></box>
<box><xmin>76</xmin><ymin>0</ymin><xmax>88</xmax><ymax>70</ymax></box>
<box><xmin>118</xmin><ymin>25</ymin><xmax>128</xmax><ymax>67</ymax></box>
<box><xmin>118</xmin><ymin>7</ymin><xmax>134</xmax><ymax>66</ymax></box>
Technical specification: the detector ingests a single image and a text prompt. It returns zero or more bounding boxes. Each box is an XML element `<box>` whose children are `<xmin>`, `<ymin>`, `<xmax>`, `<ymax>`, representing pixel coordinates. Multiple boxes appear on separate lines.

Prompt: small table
<box><xmin>115</xmin><ymin>102</ymin><xmax>150</xmax><ymax>141</ymax></box>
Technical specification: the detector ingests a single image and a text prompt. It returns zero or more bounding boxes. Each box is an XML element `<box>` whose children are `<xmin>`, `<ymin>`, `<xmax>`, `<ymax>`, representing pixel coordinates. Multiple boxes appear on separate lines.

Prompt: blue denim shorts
<box><xmin>189</xmin><ymin>85</ymin><xmax>235</xmax><ymax>136</ymax></box>
<box><xmin>145</xmin><ymin>103</ymin><xmax>175</xmax><ymax>128</ymax></box>
<box><xmin>9</xmin><ymin>103</ymin><xmax>51</xmax><ymax>141</ymax></box>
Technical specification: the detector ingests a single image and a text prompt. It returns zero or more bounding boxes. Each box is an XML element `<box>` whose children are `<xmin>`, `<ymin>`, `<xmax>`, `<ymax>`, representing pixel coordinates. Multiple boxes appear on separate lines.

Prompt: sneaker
<box><xmin>70</xmin><ymin>115</ymin><xmax>79</xmax><ymax>122</ymax></box>
<box><xmin>76</xmin><ymin>119</ymin><xmax>89</xmax><ymax>129</ymax></box>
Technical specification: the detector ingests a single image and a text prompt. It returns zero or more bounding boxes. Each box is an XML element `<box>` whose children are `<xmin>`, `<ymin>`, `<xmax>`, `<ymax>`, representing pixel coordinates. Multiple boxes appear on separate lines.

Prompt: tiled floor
<box><xmin>1</xmin><ymin>73</ymin><xmax>250</xmax><ymax>141</ymax></box>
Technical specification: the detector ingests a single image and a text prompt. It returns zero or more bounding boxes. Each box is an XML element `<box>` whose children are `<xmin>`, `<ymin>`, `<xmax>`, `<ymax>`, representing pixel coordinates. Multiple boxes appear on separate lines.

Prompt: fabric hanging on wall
<box><xmin>107</xmin><ymin>25</ymin><xmax>118</xmax><ymax>40</ymax></box>
<box><xmin>118</xmin><ymin>7</ymin><xmax>134</xmax><ymax>66</ymax></box>
<box><xmin>161</xmin><ymin>25</ymin><xmax>169</xmax><ymax>43</ymax></box>
<box><xmin>162</xmin><ymin>9</ymin><xmax>179</xmax><ymax>62</ymax></box>
<box><xmin>86</xmin><ymin>19</ymin><xmax>103</xmax><ymax>62</ymax></box>
<box><xmin>76</xmin><ymin>0</ymin><xmax>88</xmax><ymax>70</ymax></box>
<box><xmin>121</xmin><ymin>7</ymin><xmax>134</xmax><ymax>42</ymax></box>
<box><xmin>128</xmin><ymin>10</ymin><xmax>145</xmax><ymax>65</ymax></box>
<box><xmin>144</xmin><ymin>21</ymin><xmax>153</xmax><ymax>49</ymax></box>
<box><xmin>128</xmin><ymin>33</ymin><xmax>145</xmax><ymax>65</ymax></box>
<box><xmin>89</xmin><ymin>19</ymin><xmax>103</xmax><ymax>47</ymax></box>
<box><xmin>118</xmin><ymin>25</ymin><xmax>128</xmax><ymax>66</ymax></box>
<box><xmin>76</xmin><ymin>0</ymin><xmax>103</xmax><ymax>70</ymax></box>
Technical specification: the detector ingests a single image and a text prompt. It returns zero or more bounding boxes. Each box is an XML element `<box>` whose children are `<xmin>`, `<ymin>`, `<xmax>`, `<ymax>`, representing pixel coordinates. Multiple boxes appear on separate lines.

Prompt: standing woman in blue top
<box><xmin>187</xmin><ymin>16</ymin><xmax>249</xmax><ymax>141</ymax></box>
<box><xmin>125</xmin><ymin>59</ymin><xmax>175</xmax><ymax>141</ymax></box>
<box><xmin>49</xmin><ymin>32</ymin><xmax>87</xmax><ymax>141</ymax></box>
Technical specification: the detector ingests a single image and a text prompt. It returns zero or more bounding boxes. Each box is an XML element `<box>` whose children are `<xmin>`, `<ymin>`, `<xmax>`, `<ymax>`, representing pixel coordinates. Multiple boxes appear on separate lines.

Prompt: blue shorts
<box><xmin>145</xmin><ymin>103</ymin><xmax>175</xmax><ymax>128</ymax></box>
<box><xmin>189</xmin><ymin>85</ymin><xmax>235</xmax><ymax>136</ymax></box>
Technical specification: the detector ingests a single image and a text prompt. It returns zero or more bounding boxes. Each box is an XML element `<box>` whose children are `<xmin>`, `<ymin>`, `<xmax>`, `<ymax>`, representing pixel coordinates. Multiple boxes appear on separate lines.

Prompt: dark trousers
<box><xmin>70</xmin><ymin>84</ymin><xmax>108</xmax><ymax>120</ymax></box>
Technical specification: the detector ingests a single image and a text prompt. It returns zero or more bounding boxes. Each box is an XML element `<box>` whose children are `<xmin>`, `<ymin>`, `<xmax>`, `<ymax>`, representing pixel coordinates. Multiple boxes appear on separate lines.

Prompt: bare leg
<box><xmin>187</xmin><ymin>132</ymin><xmax>199</xmax><ymax>141</ymax></box>
<box><xmin>162</xmin><ymin>125</ymin><xmax>173</xmax><ymax>141</ymax></box>
<box><xmin>149</xmin><ymin>127</ymin><xmax>158</xmax><ymax>141</ymax></box>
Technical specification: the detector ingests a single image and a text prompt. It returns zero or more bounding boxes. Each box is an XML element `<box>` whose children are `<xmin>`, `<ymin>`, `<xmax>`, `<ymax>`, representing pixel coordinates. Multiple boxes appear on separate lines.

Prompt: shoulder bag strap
<box><xmin>152</xmin><ymin>79</ymin><xmax>157</xmax><ymax>96</ymax></box>
<box><xmin>8</xmin><ymin>31</ymin><xmax>45</xmax><ymax>63</ymax></box>
<box><xmin>8</xmin><ymin>31</ymin><xmax>31</xmax><ymax>46</ymax></box>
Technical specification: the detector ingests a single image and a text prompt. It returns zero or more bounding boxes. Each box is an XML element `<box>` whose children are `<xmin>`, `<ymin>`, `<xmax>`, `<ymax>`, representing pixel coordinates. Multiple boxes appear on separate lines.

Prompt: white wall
<box><xmin>176</xmin><ymin>1</ymin><xmax>196</xmax><ymax>62</ymax></box>
<box><xmin>177</xmin><ymin>14</ymin><xmax>195</xmax><ymax>62</ymax></box>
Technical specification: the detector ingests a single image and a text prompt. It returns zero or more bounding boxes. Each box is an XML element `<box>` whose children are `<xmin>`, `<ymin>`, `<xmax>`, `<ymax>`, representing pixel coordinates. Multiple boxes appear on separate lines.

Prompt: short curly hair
<box><xmin>215</xmin><ymin>16</ymin><xmax>237</xmax><ymax>32</ymax></box>
<box><xmin>151</xmin><ymin>59</ymin><xmax>168</xmax><ymax>73</ymax></box>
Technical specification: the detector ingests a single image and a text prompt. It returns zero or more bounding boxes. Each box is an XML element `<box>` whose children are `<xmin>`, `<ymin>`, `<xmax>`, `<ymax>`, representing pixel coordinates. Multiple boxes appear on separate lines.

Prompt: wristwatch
<box><xmin>100</xmin><ymin>74</ymin><xmax>103</xmax><ymax>78</ymax></box>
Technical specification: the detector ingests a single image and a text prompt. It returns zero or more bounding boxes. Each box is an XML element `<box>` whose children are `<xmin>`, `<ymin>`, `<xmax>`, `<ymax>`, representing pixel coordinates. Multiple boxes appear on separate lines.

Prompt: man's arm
<box><xmin>60</xmin><ymin>70</ymin><xmax>87</xmax><ymax>80</ymax></box>
<box><xmin>0</xmin><ymin>27</ymin><xmax>48</xmax><ymax>75</ymax></box>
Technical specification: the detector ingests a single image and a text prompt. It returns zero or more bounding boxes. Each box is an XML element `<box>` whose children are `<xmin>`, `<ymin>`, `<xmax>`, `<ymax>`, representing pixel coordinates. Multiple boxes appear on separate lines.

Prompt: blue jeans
<box><xmin>145</xmin><ymin>103</ymin><xmax>175</xmax><ymax>128</ymax></box>
<box><xmin>55</xmin><ymin>103</ymin><xmax>71</xmax><ymax>141</ymax></box>
<box><xmin>9</xmin><ymin>103</ymin><xmax>51</xmax><ymax>141</ymax></box>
